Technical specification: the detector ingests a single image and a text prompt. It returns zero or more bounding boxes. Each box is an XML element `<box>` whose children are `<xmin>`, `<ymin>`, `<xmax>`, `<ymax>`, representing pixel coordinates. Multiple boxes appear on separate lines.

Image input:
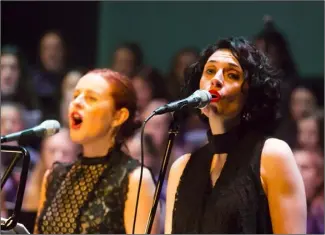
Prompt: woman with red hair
<box><xmin>35</xmin><ymin>69</ymin><xmax>160</xmax><ymax>234</ymax></box>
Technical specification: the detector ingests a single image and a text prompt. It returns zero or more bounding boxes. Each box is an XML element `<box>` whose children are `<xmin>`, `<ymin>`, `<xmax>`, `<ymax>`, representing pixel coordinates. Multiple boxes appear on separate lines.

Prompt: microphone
<box><xmin>153</xmin><ymin>90</ymin><xmax>212</xmax><ymax>115</ymax></box>
<box><xmin>1</xmin><ymin>120</ymin><xmax>61</xmax><ymax>144</ymax></box>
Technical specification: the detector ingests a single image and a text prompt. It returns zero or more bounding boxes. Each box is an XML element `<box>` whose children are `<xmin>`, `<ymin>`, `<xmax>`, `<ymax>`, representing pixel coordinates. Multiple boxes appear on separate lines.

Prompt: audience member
<box><xmin>111</xmin><ymin>42</ymin><xmax>144</xmax><ymax>78</ymax></box>
<box><xmin>294</xmin><ymin>149</ymin><xmax>324</xmax><ymax>234</ymax></box>
<box><xmin>132</xmin><ymin>66</ymin><xmax>168</xmax><ymax>117</ymax></box>
<box><xmin>32</xmin><ymin>30</ymin><xmax>67</xmax><ymax>121</ymax></box>
<box><xmin>166</xmin><ymin>47</ymin><xmax>199</xmax><ymax>101</ymax></box>
<box><xmin>60</xmin><ymin>69</ymin><xmax>85</xmax><ymax>127</ymax></box>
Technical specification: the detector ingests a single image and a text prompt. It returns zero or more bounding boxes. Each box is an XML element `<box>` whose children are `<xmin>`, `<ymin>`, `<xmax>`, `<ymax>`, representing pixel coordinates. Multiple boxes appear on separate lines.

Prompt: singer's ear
<box><xmin>112</xmin><ymin>107</ymin><xmax>130</xmax><ymax>128</ymax></box>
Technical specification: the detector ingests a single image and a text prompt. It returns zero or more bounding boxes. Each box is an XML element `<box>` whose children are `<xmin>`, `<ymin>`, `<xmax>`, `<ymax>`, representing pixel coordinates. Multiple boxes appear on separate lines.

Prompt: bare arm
<box><xmin>165</xmin><ymin>154</ymin><xmax>191</xmax><ymax>234</ymax></box>
<box><xmin>261</xmin><ymin>138</ymin><xmax>307</xmax><ymax>234</ymax></box>
<box><xmin>124</xmin><ymin>167</ymin><xmax>161</xmax><ymax>234</ymax></box>
<box><xmin>33</xmin><ymin>170</ymin><xmax>51</xmax><ymax>234</ymax></box>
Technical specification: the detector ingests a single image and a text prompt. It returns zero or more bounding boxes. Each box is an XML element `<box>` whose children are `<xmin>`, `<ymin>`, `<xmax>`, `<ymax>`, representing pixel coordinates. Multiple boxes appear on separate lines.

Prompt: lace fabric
<box><xmin>37</xmin><ymin>148</ymin><xmax>139</xmax><ymax>234</ymax></box>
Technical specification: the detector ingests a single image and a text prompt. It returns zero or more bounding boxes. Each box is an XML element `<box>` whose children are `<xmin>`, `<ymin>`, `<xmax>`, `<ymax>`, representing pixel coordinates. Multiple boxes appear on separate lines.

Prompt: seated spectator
<box><xmin>275</xmin><ymin>86</ymin><xmax>318</xmax><ymax>148</ymax></box>
<box><xmin>297</xmin><ymin>114</ymin><xmax>323</xmax><ymax>154</ymax></box>
<box><xmin>60</xmin><ymin>69</ymin><xmax>85</xmax><ymax>127</ymax></box>
<box><xmin>166</xmin><ymin>47</ymin><xmax>199</xmax><ymax>101</ymax></box>
<box><xmin>293</xmin><ymin>149</ymin><xmax>324</xmax><ymax>234</ymax></box>
<box><xmin>132</xmin><ymin>66</ymin><xmax>168</xmax><ymax>117</ymax></box>
<box><xmin>1</xmin><ymin>45</ymin><xmax>41</xmax><ymax>127</ymax></box>
<box><xmin>32</xmin><ymin>30</ymin><xmax>67</xmax><ymax>121</ymax></box>
<box><xmin>111</xmin><ymin>42</ymin><xmax>143</xmax><ymax>78</ymax></box>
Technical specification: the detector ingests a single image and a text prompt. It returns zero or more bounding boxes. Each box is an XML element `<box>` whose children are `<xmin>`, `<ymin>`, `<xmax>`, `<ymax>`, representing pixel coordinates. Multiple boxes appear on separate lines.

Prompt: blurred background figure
<box><xmin>60</xmin><ymin>69</ymin><xmax>85</xmax><ymax>127</ymax></box>
<box><xmin>111</xmin><ymin>42</ymin><xmax>144</xmax><ymax>78</ymax></box>
<box><xmin>1</xmin><ymin>45</ymin><xmax>41</xmax><ymax>127</ymax></box>
<box><xmin>255</xmin><ymin>16</ymin><xmax>299</xmax><ymax>115</ymax></box>
<box><xmin>21</xmin><ymin>128</ymin><xmax>79</xmax><ymax>233</ymax></box>
<box><xmin>32</xmin><ymin>31</ymin><xmax>67</xmax><ymax>121</ymax></box>
<box><xmin>132</xmin><ymin>66</ymin><xmax>168</xmax><ymax>117</ymax></box>
<box><xmin>297</xmin><ymin>114</ymin><xmax>324</xmax><ymax>154</ymax></box>
<box><xmin>166</xmin><ymin>47</ymin><xmax>199</xmax><ymax>101</ymax></box>
<box><xmin>293</xmin><ymin>149</ymin><xmax>324</xmax><ymax>234</ymax></box>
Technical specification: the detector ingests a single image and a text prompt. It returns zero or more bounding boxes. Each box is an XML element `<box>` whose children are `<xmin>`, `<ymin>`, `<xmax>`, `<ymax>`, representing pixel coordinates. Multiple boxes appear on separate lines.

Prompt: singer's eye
<box><xmin>86</xmin><ymin>96</ymin><xmax>98</xmax><ymax>103</ymax></box>
<box><xmin>205</xmin><ymin>68</ymin><xmax>215</xmax><ymax>75</ymax></box>
<box><xmin>228</xmin><ymin>72</ymin><xmax>240</xmax><ymax>80</ymax></box>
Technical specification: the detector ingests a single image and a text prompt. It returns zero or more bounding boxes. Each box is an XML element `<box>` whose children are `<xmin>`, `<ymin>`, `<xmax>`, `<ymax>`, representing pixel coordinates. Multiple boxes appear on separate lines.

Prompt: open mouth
<box><xmin>209</xmin><ymin>90</ymin><xmax>221</xmax><ymax>102</ymax></box>
<box><xmin>70</xmin><ymin>112</ymin><xmax>83</xmax><ymax>129</ymax></box>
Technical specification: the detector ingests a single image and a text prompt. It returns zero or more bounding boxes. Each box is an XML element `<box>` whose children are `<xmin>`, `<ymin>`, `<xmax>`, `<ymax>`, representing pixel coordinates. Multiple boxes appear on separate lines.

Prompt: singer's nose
<box><xmin>71</xmin><ymin>95</ymin><xmax>84</xmax><ymax>108</ymax></box>
<box><xmin>210</xmin><ymin>70</ymin><xmax>224</xmax><ymax>89</ymax></box>
<box><xmin>211</xmin><ymin>77</ymin><xmax>223</xmax><ymax>89</ymax></box>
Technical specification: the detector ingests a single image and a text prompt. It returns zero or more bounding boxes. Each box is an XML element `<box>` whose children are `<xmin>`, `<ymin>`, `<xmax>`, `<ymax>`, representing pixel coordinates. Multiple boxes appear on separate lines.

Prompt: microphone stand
<box><xmin>145</xmin><ymin>111</ymin><xmax>181</xmax><ymax>234</ymax></box>
<box><xmin>1</xmin><ymin>145</ymin><xmax>30</xmax><ymax>231</ymax></box>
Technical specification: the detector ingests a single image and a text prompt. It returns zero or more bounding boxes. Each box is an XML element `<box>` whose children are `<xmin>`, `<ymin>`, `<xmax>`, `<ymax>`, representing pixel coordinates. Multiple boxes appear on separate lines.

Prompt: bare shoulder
<box><xmin>169</xmin><ymin>153</ymin><xmax>191</xmax><ymax>177</ymax></box>
<box><xmin>262</xmin><ymin>137</ymin><xmax>294</xmax><ymax>159</ymax></box>
<box><xmin>129</xmin><ymin>166</ymin><xmax>155</xmax><ymax>187</ymax></box>
<box><xmin>261</xmin><ymin>137</ymin><xmax>302</xmax><ymax>190</ymax></box>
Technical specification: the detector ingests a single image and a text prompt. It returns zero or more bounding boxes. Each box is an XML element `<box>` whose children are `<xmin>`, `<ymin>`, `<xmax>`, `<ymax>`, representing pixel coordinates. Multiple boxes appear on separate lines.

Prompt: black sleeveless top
<box><xmin>172</xmin><ymin>126</ymin><xmax>273</xmax><ymax>234</ymax></box>
<box><xmin>37</xmin><ymin>148</ymin><xmax>139</xmax><ymax>234</ymax></box>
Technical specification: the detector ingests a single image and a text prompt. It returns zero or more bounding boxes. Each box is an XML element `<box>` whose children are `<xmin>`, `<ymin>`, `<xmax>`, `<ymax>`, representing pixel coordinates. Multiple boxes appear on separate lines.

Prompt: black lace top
<box><xmin>37</xmin><ymin>148</ymin><xmax>139</xmax><ymax>234</ymax></box>
<box><xmin>172</xmin><ymin>126</ymin><xmax>273</xmax><ymax>234</ymax></box>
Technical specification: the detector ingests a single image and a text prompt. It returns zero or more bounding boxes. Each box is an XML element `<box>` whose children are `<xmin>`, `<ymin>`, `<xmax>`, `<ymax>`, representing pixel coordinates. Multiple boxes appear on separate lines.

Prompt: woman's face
<box><xmin>68</xmin><ymin>73</ymin><xmax>127</xmax><ymax>145</ymax></box>
<box><xmin>132</xmin><ymin>76</ymin><xmax>153</xmax><ymax>112</ymax></box>
<box><xmin>298</xmin><ymin>117</ymin><xmax>319</xmax><ymax>150</ymax></box>
<box><xmin>42</xmin><ymin>130</ymin><xmax>78</xmax><ymax>169</ymax></box>
<box><xmin>112</xmin><ymin>48</ymin><xmax>135</xmax><ymax>77</ymax></box>
<box><xmin>294</xmin><ymin>150</ymin><xmax>323</xmax><ymax>201</ymax></box>
<box><xmin>199</xmin><ymin>49</ymin><xmax>247</xmax><ymax>120</ymax></box>
<box><xmin>0</xmin><ymin>54</ymin><xmax>20</xmax><ymax>95</ymax></box>
<box><xmin>175</xmin><ymin>52</ymin><xmax>197</xmax><ymax>82</ymax></box>
<box><xmin>0</xmin><ymin>106</ymin><xmax>23</xmax><ymax>136</ymax></box>
<box><xmin>62</xmin><ymin>71</ymin><xmax>83</xmax><ymax>102</ymax></box>
<box><xmin>40</xmin><ymin>33</ymin><xmax>64</xmax><ymax>72</ymax></box>
<box><xmin>290</xmin><ymin>87</ymin><xmax>316</xmax><ymax>121</ymax></box>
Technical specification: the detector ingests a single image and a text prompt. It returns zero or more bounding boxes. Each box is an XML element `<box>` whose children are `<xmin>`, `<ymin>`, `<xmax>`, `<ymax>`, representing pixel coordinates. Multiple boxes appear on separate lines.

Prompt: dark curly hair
<box><xmin>183</xmin><ymin>37</ymin><xmax>282</xmax><ymax>133</ymax></box>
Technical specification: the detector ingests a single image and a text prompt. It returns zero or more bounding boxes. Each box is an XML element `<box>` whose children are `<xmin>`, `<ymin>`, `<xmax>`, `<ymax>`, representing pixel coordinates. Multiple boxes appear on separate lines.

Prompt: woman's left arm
<box><xmin>261</xmin><ymin>138</ymin><xmax>307</xmax><ymax>234</ymax></box>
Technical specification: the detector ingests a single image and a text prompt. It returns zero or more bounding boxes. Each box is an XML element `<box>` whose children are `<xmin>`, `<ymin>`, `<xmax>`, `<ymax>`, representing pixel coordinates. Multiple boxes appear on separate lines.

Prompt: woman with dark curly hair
<box><xmin>35</xmin><ymin>69</ymin><xmax>160</xmax><ymax>234</ymax></box>
<box><xmin>165</xmin><ymin>37</ymin><xmax>306</xmax><ymax>234</ymax></box>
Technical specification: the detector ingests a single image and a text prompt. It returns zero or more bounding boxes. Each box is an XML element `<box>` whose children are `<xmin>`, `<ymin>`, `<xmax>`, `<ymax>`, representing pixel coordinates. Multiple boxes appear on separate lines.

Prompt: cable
<box><xmin>132</xmin><ymin>112</ymin><xmax>155</xmax><ymax>234</ymax></box>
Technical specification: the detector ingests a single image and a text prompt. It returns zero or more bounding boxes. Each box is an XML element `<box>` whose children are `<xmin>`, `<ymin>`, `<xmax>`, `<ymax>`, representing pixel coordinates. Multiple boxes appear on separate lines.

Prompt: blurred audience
<box><xmin>1</xmin><ymin>45</ymin><xmax>41</xmax><ymax>127</ymax></box>
<box><xmin>132</xmin><ymin>66</ymin><xmax>168</xmax><ymax>117</ymax></box>
<box><xmin>60</xmin><ymin>69</ymin><xmax>85</xmax><ymax>127</ymax></box>
<box><xmin>294</xmin><ymin>149</ymin><xmax>324</xmax><ymax>234</ymax></box>
<box><xmin>297</xmin><ymin>114</ymin><xmax>324</xmax><ymax>154</ymax></box>
<box><xmin>275</xmin><ymin>85</ymin><xmax>319</xmax><ymax>148</ymax></box>
<box><xmin>111</xmin><ymin>42</ymin><xmax>144</xmax><ymax>78</ymax></box>
<box><xmin>255</xmin><ymin>16</ymin><xmax>299</xmax><ymax>117</ymax></box>
<box><xmin>32</xmin><ymin>30</ymin><xmax>67</xmax><ymax>121</ymax></box>
<box><xmin>166</xmin><ymin>47</ymin><xmax>199</xmax><ymax>101</ymax></box>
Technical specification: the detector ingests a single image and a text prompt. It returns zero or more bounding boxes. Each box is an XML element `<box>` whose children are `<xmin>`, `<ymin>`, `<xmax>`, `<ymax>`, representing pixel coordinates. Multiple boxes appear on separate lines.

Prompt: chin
<box><xmin>69</xmin><ymin>132</ymin><xmax>86</xmax><ymax>144</ymax></box>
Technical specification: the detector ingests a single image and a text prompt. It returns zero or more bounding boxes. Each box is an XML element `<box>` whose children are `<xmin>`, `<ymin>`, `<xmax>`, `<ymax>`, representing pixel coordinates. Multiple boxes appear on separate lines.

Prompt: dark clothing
<box><xmin>32</xmin><ymin>68</ymin><xmax>65</xmax><ymax>121</ymax></box>
<box><xmin>172</xmin><ymin>126</ymin><xmax>273</xmax><ymax>234</ymax></box>
<box><xmin>37</xmin><ymin>148</ymin><xmax>139</xmax><ymax>234</ymax></box>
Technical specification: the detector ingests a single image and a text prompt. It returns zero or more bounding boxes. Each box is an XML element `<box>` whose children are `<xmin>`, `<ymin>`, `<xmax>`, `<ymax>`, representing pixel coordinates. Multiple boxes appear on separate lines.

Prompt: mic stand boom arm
<box><xmin>1</xmin><ymin>145</ymin><xmax>30</xmax><ymax>231</ymax></box>
<box><xmin>145</xmin><ymin>111</ymin><xmax>180</xmax><ymax>234</ymax></box>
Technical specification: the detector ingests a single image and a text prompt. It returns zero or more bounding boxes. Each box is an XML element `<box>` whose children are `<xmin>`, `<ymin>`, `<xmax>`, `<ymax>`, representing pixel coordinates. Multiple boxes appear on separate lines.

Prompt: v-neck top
<box><xmin>172</xmin><ymin>126</ymin><xmax>273</xmax><ymax>234</ymax></box>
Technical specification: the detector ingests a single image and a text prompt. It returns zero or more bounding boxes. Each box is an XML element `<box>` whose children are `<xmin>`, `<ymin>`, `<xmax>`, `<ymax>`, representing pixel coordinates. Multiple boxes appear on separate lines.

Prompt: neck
<box><xmin>209</xmin><ymin>113</ymin><xmax>240</xmax><ymax>135</ymax></box>
<box><xmin>82</xmin><ymin>133</ymin><xmax>115</xmax><ymax>158</ymax></box>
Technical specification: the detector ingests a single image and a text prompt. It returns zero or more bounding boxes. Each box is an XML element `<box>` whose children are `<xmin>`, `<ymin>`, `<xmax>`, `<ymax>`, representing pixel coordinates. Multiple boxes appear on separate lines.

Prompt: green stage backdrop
<box><xmin>97</xmin><ymin>1</ymin><xmax>324</xmax><ymax>78</ymax></box>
